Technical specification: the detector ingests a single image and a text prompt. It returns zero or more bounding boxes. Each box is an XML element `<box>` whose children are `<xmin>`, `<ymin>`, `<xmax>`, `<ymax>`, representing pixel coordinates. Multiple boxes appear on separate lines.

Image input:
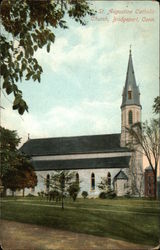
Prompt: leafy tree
<box><xmin>2</xmin><ymin>160</ymin><xmax>37</xmax><ymax>196</ymax></box>
<box><xmin>153</xmin><ymin>96</ymin><xmax>160</xmax><ymax>114</ymax></box>
<box><xmin>68</xmin><ymin>181</ymin><xmax>80</xmax><ymax>201</ymax></box>
<box><xmin>126</xmin><ymin>119</ymin><xmax>160</xmax><ymax>199</ymax></box>
<box><xmin>49</xmin><ymin>170</ymin><xmax>75</xmax><ymax>209</ymax></box>
<box><xmin>0</xmin><ymin>126</ymin><xmax>21</xmax><ymax>177</ymax></box>
<box><xmin>0</xmin><ymin>0</ymin><xmax>95</xmax><ymax>114</ymax></box>
<box><xmin>98</xmin><ymin>177</ymin><xmax>110</xmax><ymax>192</ymax></box>
<box><xmin>0</xmin><ymin>126</ymin><xmax>37</xmax><ymax>195</ymax></box>
<box><xmin>81</xmin><ymin>191</ymin><xmax>88</xmax><ymax>199</ymax></box>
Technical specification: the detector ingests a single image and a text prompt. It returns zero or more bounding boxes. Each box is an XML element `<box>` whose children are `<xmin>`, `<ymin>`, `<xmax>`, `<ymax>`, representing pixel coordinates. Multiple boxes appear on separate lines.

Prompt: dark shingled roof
<box><xmin>121</xmin><ymin>50</ymin><xmax>141</xmax><ymax>108</ymax></box>
<box><xmin>145</xmin><ymin>166</ymin><xmax>153</xmax><ymax>171</ymax></box>
<box><xmin>32</xmin><ymin>156</ymin><xmax>131</xmax><ymax>171</ymax></box>
<box><xmin>20</xmin><ymin>133</ymin><xmax>130</xmax><ymax>156</ymax></box>
<box><xmin>113</xmin><ymin>170</ymin><xmax>128</xmax><ymax>181</ymax></box>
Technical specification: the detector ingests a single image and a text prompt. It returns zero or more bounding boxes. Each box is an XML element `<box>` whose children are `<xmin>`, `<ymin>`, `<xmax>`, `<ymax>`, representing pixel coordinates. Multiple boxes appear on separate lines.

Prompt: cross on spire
<box><xmin>121</xmin><ymin>47</ymin><xmax>141</xmax><ymax>108</ymax></box>
<box><xmin>129</xmin><ymin>44</ymin><xmax>132</xmax><ymax>55</ymax></box>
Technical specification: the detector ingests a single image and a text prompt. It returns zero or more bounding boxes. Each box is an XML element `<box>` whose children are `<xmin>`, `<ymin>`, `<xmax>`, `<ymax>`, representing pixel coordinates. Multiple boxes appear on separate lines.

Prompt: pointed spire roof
<box><xmin>113</xmin><ymin>170</ymin><xmax>128</xmax><ymax>182</ymax></box>
<box><xmin>121</xmin><ymin>47</ymin><xmax>141</xmax><ymax>108</ymax></box>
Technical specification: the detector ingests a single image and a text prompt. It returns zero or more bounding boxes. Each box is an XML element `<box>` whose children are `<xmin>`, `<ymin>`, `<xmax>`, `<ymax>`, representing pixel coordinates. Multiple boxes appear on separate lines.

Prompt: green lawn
<box><xmin>1</xmin><ymin>197</ymin><xmax>160</xmax><ymax>246</ymax></box>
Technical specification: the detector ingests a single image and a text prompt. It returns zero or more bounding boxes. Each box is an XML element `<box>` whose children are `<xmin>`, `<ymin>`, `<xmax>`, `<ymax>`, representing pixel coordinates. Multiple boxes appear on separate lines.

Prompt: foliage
<box><xmin>0</xmin><ymin>0</ymin><xmax>95</xmax><ymax>114</ymax></box>
<box><xmin>68</xmin><ymin>181</ymin><xmax>80</xmax><ymax>201</ymax></box>
<box><xmin>0</xmin><ymin>126</ymin><xmax>21</xmax><ymax>177</ymax></box>
<box><xmin>48</xmin><ymin>170</ymin><xmax>76</xmax><ymax>209</ymax></box>
<box><xmin>26</xmin><ymin>193</ymin><xmax>35</xmax><ymax>197</ymax></box>
<box><xmin>153</xmin><ymin>96</ymin><xmax>160</xmax><ymax>114</ymax></box>
<box><xmin>124</xmin><ymin>190</ymin><xmax>132</xmax><ymax>198</ymax></box>
<box><xmin>81</xmin><ymin>191</ymin><xmax>88</xmax><ymax>199</ymax></box>
<box><xmin>126</xmin><ymin>119</ymin><xmax>160</xmax><ymax>199</ymax></box>
<box><xmin>47</xmin><ymin>190</ymin><xmax>60</xmax><ymax>202</ymax></box>
<box><xmin>0</xmin><ymin>126</ymin><xmax>37</xmax><ymax>194</ymax></box>
<box><xmin>99</xmin><ymin>190</ymin><xmax>116</xmax><ymax>199</ymax></box>
<box><xmin>2</xmin><ymin>159</ymin><xmax>37</xmax><ymax>195</ymax></box>
<box><xmin>99</xmin><ymin>192</ymin><xmax>107</xmax><ymax>199</ymax></box>
<box><xmin>98</xmin><ymin>177</ymin><xmax>110</xmax><ymax>192</ymax></box>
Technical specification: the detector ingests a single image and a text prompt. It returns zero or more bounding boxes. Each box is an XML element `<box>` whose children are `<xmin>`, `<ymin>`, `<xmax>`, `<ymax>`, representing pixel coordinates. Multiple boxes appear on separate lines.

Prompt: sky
<box><xmin>1</xmin><ymin>1</ymin><xmax>159</xmax><ymax>147</ymax></box>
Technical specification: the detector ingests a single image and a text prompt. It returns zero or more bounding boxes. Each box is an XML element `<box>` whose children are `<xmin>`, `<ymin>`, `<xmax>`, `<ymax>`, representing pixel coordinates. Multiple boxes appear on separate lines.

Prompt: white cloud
<box><xmin>1</xmin><ymin>1</ymin><xmax>158</xmax><ymax>147</ymax></box>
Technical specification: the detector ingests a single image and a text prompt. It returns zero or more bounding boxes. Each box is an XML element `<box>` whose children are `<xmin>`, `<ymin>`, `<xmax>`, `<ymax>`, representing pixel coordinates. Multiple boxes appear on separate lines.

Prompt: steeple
<box><xmin>121</xmin><ymin>47</ymin><xmax>141</xmax><ymax>108</ymax></box>
<box><xmin>120</xmin><ymin>47</ymin><xmax>142</xmax><ymax>147</ymax></box>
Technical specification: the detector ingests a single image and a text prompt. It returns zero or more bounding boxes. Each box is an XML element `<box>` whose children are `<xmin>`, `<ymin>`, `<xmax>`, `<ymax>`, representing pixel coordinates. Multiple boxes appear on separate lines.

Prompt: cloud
<box><xmin>1</xmin><ymin>97</ymin><xmax>121</xmax><ymax>147</ymax></box>
<box><xmin>1</xmin><ymin>1</ymin><xmax>158</xmax><ymax>147</ymax></box>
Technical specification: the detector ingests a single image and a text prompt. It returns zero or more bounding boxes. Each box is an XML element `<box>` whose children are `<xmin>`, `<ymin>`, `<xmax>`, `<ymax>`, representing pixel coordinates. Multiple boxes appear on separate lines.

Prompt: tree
<box><xmin>2</xmin><ymin>159</ymin><xmax>37</xmax><ymax>196</ymax></box>
<box><xmin>0</xmin><ymin>0</ymin><xmax>95</xmax><ymax>114</ymax></box>
<box><xmin>0</xmin><ymin>126</ymin><xmax>37</xmax><ymax>195</ymax></box>
<box><xmin>81</xmin><ymin>191</ymin><xmax>88</xmax><ymax>199</ymax></box>
<box><xmin>0</xmin><ymin>126</ymin><xmax>21</xmax><ymax>177</ymax></box>
<box><xmin>98</xmin><ymin>177</ymin><xmax>110</xmax><ymax>192</ymax></box>
<box><xmin>48</xmin><ymin>170</ymin><xmax>76</xmax><ymax>209</ymax></box>
<box><xmin>126</xmin><ymin>119</ymin><xmax>160</xmax><ymax>199</ymax></box>
<box><xmin>153</xmin><ymin>96</ymin><xmax>160</xmax><ymax>114</ymax></box>
<box><xmin>68</xmin><ymin>181</ymin><xmax>80</xmax><ymax>201</ymax></box>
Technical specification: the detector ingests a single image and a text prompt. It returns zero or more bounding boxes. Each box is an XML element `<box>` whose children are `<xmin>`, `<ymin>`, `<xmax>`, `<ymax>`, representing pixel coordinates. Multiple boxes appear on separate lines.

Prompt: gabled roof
<box><xmin>121</xmin><ymin>49</ymin><xmax>141</xmax><ymax>108</ymax></box>
<box><xmin>145</xmin><ymin>166</ymin><xmax>153</xmax><ymax>171</ymax></box>
<box><xmin>32</xmin><ymin>156</ymin><xmax>131</xmax><ymax>171</ymax></box>
<box><xmin>20</xmin><ymin>133</ymin><xmax>130</xmax><ymax>156</ymax></box>
<box><xmin>113</xmin><ymin>170</ymin><xmax>128</xmax><ymax>181</ymax></box>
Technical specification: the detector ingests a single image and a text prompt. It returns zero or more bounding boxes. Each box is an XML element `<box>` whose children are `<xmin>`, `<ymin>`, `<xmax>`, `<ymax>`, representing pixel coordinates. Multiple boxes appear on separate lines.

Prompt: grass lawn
<box><xmin>1</xmin><ymin>197</ymin><xmax>160</xmax><ymax>246</ymax></box>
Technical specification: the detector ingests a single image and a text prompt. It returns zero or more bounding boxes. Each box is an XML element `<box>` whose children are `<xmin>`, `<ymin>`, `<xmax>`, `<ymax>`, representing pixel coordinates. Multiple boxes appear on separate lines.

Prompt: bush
<box><xmin>124</xmin><ymin>191</ymin><xmax>132</xmax><ymax>198</ymax></box>
<box><xmin>82</xmin><ymin>191</ymin><xmax>88</xmax><ymax>199</ymax></box>
<box><xmin>26</xmin><ymin>193</ymin><xmax>35</xmax><ymax>197</ymax></box>
<box><xmin>99</xmin><ymin>190</ymin><xmax>116</xmax><ymax>199</ymax></box>
<box><xmin>107</xmin><ymin>190</ymin><xmax>116</xmax><ymax>199</ymax></box>
<box><xmin>99</xmin><ymin>192</ymin><xmax>107</xmax><ymax>199</ymax></box>
<box><xmin>68</xmin><ymin>182</ymin><xmax>80</xmax><ymax>201</ymax></box>
<box><xmin>37</xmin><ymin>191</ymin><xmax>45</xmax><ymax>197</ymax></box>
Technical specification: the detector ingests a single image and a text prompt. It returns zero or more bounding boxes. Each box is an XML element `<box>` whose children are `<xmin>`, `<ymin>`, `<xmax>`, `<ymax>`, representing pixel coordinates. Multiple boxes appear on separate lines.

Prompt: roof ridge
<box><xmin>26</xmin><ymin>133</ymin><xmax>121</xmax><ymax>141</ymax></box>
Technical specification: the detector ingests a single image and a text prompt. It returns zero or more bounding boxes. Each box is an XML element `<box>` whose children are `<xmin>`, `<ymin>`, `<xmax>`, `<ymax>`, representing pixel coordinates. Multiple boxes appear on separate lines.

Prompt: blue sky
<box><xmin>1</xmin><ymin>1</ymin><xmax>159</xmax><ymax>145</ymax></box>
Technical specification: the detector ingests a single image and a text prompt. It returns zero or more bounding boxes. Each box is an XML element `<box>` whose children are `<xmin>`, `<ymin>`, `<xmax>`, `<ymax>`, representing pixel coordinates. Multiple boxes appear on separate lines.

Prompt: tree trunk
<box><xmin>22</xmin><ymin>188</ymin><xmax>25</xmax><ymax>197</ymax></box>
<box><xmin>154</xmin><ymin>172</ymin><xmax>157</xmax><ymax>199</ymax></box>
<box><xmin>62</xmin><ymin>193</ymin><xmax>64</xmax><ymax>209</ymax></box>
<box><xmin>2</xmin><ymin>187</ymin><xmax>6</xmax><ymax>197</ymax></box>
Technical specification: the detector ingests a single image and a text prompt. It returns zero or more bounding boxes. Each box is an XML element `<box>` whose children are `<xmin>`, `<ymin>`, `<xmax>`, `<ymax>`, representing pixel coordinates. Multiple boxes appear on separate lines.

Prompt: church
<box><xmin>20</xmin><ymin>49</ymin><xmax>144</xmax><ymax>197</ymax></box>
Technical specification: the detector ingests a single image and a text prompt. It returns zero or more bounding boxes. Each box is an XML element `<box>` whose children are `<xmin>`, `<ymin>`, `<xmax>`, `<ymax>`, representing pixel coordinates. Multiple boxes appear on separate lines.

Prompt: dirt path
<box><xmin>0</xmin><ymin>219</ymin><xmax>152</xmax><ymax>250</ymax></box>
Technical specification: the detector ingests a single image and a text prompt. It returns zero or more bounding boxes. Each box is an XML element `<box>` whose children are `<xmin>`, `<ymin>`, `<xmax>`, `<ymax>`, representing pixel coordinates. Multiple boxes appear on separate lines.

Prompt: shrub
<box><xmin>107</xmin><ymin>190</ymin><xmax>116</xmax><ymax>199</ymax></box>
<box><xmin>26</xmin><ymin>193</ymin><xmax>35</xmax><ymax>197</ymax></box>
<box><xmin>82</xmin><ymin>191</ymin><xmax>88</xmax><ymax>199</ymax></box>
<box><xmin>68</xmin><ymin>182</ymin><xmax>80</xmax><ymax>201</ymax></box>
<box><xmin>124</xmin><ymin>191</ymin><xmax>131</xmax><ymax>198</ymax></box>
<box><xmin>99</xmin><ymin>190</ymin><xmax>116</xmax><ymax>199</ymax></box>
<box><xmin>99</xmin><ymin>192</ymin><xmax>107</xmax><ymax>199</ymax></box>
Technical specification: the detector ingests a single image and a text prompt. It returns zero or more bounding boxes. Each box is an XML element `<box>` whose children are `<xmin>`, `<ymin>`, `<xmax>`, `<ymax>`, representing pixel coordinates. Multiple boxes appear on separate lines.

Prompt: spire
<box><xmin>121</xmin><ymin>47</ymin><xmax>141</xmax><ymax>108</ymax></box>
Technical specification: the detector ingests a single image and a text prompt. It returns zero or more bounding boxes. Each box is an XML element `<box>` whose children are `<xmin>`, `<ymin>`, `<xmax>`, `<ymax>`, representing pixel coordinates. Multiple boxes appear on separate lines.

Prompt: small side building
<box><xmin>144</xmin><ymin>166</ymin><xmax>155</xmax><ymax>198</ymax></box>
<box><xmin>113</xmin><ymin>170</ymin><xmax>129</xmax><ymax>196</ymax></box>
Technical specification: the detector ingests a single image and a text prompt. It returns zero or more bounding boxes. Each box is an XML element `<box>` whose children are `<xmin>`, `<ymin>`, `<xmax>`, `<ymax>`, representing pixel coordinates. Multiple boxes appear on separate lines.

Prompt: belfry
<box><xmin>121</xmin><ymin>48</ymin><xmax>142</xmax><ymax>146</ymax></box>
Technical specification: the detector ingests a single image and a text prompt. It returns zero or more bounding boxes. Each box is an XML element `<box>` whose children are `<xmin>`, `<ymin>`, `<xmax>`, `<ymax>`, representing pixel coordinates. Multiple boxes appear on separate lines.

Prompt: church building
<box><xmin>20</xmin><ymin>49</ymin><xmax>144</xmax><ymax>197</ymax></box>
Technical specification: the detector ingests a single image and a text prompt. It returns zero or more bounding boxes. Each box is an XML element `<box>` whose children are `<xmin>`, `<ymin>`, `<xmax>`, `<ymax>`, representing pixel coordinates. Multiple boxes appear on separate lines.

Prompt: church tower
<box><xmin>121</xmin><ymin>48</ymin><xmax>144</xmax><ymax>196</ymax></box>
<box><xmin>120</xmin><ymin>48</ymin><xmax>142</xmax><ymax>147</ymax></box>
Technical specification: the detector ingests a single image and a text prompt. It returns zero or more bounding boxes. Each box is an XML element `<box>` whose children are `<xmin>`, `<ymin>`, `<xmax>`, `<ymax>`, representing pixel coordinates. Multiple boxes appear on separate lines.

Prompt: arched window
<box><xmin>128</xmin><ymin>110</ymin><xmax>133</xmax><ymax>125</ymax></box>
<box><xmin>107</xmin><ymin>172</ymin><xmax>111</xmax><ymax>188</ymax></box>
<box><xmin>46</xmin><ymin>174</ymin><xmax>50</xmax><ymax>191</ymax></box>
<box><xmin>128</xmin><ymin>91</ymin><xmax>132</xmax><ymax>99</ymax></box>
<box><xmin>76</xmin><ymin>173</ymin><xmax>79</xmax><ymax>183</ymax></box>
<box><xmin>91</xmin><ymin>173</ymin><xmax>95</xmax><ymax>190</ymax></box>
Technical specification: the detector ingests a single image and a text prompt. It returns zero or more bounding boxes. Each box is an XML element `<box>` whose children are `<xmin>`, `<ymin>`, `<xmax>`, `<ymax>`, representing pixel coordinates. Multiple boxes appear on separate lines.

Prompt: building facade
<box><xmin>18</xmin><ymin>49</ymin><xmax>144</xmax><ymax>198</ymax></box>
<box><xmin>144</xmin><ymin>166</ymin><xmax>155</xmax><ymax>198</ymax></box>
